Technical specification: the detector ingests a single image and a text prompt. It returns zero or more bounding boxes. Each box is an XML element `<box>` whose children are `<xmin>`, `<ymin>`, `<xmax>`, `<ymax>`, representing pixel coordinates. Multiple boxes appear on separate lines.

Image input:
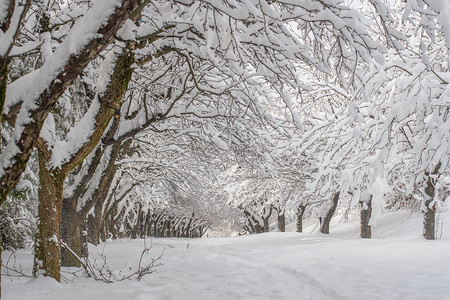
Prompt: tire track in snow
<box><xmin>203</xmin><ymin>247</ymin><xmax>348</xmax><ymax>300</ymax></box>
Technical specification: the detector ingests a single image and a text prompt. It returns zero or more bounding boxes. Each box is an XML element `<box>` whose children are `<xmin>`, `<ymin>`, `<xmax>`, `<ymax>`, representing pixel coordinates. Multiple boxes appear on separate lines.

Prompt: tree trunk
<box><xmin>166</xmin><ymin>219</ymin><xmax>172</xmax><ymax>237</ymax></box>
<box><xmin>254</xmin><ymin>221</ymin><xmax>263</xmax><ymax>233</ymax></box>
<box><xmin>87</xmin><ymin>213</ymin><xmax>100</xmax><ymax>245</ymax></box>
<box><xmin>423</xmin><ymin>163</ymin><xmax>441</xmax><ymax>240</ymax></box>
<box><xmin>184</xmin><ymin>214</ymin><xmax>194</xmax><ymax>237</ymax></box>
<box><xmin>320</xmin><ymin>192</ymin><xmax>339</xmax><ymax>234</ymax></box>
<box><xmin>32</xmin><ymin>43</ymin><xmax>135</xmax><ymax>280</ymax></box>
<box><xmin>296</xmin><ymin>204</ymin><xmax>307</xmax><ymax>233</ymax></box>
<box><xmin>0</xmin><ymin>57</ymin><xmax>8</xmax><ymax>300</ymax></box>
<box><xmin>360</xmin><ymin>196</ymin><xmax>372</xmax><ymax>239</ymax></box>
<box><xmin>131</xmin><ymin>217</ymin><xmax>138</xmax><ymax>239</ymax></box>
<box><xmin>277</xmin><ymin>212</ymin><xmax>285</xmax><ymax>232</ymax></box>
<box><xmin>1</xmin><ymin>242</ymin><xmax>2</xmax><ymax>300</ymax></box>
<box><xmin>262</xmin><ymin>205</ymin><xmax>272</xmax><ymax>232</ymax></box>
<box><xmin>423</xmin><ymin>198</ymin><xmax>435</xmax><ymax>240</ymax></box>
<box><xmin>61</xmin><ymin>199</ymin><xmax>82</xmax><ymax>267</ymax></box>
<box><xmin>33</xmin><ymin>155</ymin><xmax>64</xmax><ymax>281</ymax></box>
<box><xmin>0</xmin><ymin>57</ymin><xmax>9</xmax><ymax>132</ymax></box>
<box><xmin>263</xmin><ymin>217</ymin><xmax>269</xmax><ymax>232</ymax></box>
<box><xmin>80</xmin><ymin>217</ymin><xmax>88</xmax><ymax>258</ymax></box>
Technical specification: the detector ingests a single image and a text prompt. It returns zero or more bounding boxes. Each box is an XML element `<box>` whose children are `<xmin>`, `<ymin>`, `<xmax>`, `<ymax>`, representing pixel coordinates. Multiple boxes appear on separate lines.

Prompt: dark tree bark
<box><xmin>0</xmin><ymin>56</ymin><xmax>6</xmax><ymax>300</ymax></box>
<box><xmin>360</xmin><ymin>196</ymin><xmax>372</xmax><ymax>239</ymax></box>
<box><xmin>262</xmin><ymin>205</ymin><xmax>272</xmax><ymax>232</ymax></box>
<box><xmin>320</xmin><ymin>192</ymin><xmax>340</xmax><ymax>234</ymax></box>
<box><xmin>296</xmin><ymin>203</ymin><xmax>307</xmax><ymax>233</ymax></box>
<box><xmin>33</xmin><ymin>148</ymin><xmax>64</xmax><ymax>281</ymax></box>
<box><xmin>61</xmin><ymin>194</ymin><xmax>82</xmax><ymax>267</ymax></box>
<box><xmin>277</xmin><ymin>211</ymin><xmax>286</xmax><ymax>232</ymax></box>
<box><xmin>0</xmin><ymin>57</ymin><xmax>10</xmax><ymax>130</ymax></box>
<box><xmin>87</xmin><ymin>212</ymin><xmax>100</xmax><ymax>245</ymax></box>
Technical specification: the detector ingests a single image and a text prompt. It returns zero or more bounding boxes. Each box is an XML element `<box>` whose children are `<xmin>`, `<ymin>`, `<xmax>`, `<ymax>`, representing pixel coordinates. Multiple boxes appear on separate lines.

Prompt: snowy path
<box><xmin>3</xmin><ymin>212</ymin><xmax>450</xmax><ymax>300</ymax></box>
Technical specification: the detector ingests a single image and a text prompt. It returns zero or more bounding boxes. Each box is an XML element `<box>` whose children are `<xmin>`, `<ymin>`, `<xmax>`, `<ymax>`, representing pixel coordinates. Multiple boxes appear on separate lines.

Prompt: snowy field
<box><xmin>3</xmin><ymin>211</ymin><xmax>450</xmax><ymax>300</ymax></box>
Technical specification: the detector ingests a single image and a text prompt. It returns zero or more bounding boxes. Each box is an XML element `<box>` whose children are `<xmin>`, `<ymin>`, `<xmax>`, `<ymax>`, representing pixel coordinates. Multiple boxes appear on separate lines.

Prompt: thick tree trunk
<box><xmin>61</xmin><ymin>199</ymin><xmax>82</xmax><ymax>267</ymax></box>
<box><xmin>423</xmin><ymin>164</ymin><xmax>441</xmax><ymax>240</ymax></box>
<box><xmin>320</xmin><ymin>192</ymin><xmax>339</xmax><ymax>234</ymax></box>
<box><xmin>360</xmin><ymin>196</ymin><xmax>372</xmax><ymax>239</ymax></box>
<box><xmin>33</xmin><ymin>155</ymin><xmax>64</xmax><ymax>281</ymax></box>
<box><xmin>296</xmin><ymin>204</ymin><xmax>307</xmax><ymax>233</ymax></box>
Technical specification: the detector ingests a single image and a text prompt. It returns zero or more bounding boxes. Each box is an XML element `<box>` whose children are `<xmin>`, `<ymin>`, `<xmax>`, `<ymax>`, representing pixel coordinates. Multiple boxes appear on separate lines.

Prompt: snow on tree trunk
<box><xmin>360</xmin><ymin>193</ymin><xmax>372</xmax><ymax>239</ymax></box>
<box><xmin>320</xmin><ymin>192</ymin><xmax>339</xmax><ymax>234</ymax></box>
<box><xmin>296</xmin><ymin>204</ymin><xmax>307</xmax><ymax>233</ymax></box>
<box><xmin>80</xmin><ymin>217</ymin><xmax>88</xmax><ymax>258</ymax></box>
<box><xmin>423</xmin><ymin>164</ymin><xmax>441</xmax><ymax>240</ymax></box>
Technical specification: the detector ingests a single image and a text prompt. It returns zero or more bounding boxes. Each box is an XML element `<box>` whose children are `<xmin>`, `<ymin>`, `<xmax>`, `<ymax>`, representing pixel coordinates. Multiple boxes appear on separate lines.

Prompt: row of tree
<box><xmin>0</xmin><ymin>1</ymin><xmax>449</xmax><ymax>299</ymax></box>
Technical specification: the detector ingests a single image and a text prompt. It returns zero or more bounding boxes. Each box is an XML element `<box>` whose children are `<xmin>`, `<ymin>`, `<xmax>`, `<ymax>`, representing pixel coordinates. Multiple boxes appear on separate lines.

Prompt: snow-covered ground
<box><xmin>3</xmin><ymin>211</ymin><xmax>450</xmax><ymax>300</ymax></box>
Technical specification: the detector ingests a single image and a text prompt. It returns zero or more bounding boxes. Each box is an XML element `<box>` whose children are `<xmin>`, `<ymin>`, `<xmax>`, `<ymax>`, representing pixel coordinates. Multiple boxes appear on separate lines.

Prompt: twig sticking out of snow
<box><xmin>61</xmin><ymin>241</ymin><xmax>163</xmax><ymax>283</ymax></box>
